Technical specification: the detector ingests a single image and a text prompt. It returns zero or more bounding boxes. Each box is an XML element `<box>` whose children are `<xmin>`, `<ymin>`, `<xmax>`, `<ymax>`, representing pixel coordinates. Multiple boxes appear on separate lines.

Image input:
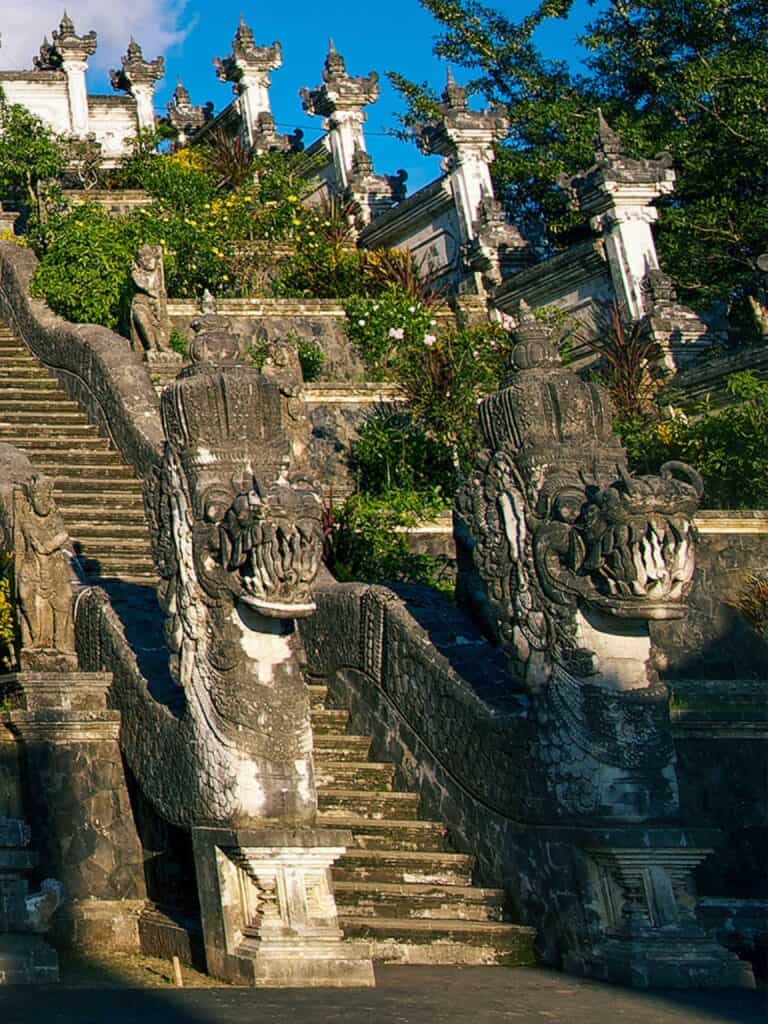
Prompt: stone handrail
<box><xmin>0</xmin><ymin>242</ymin><xmax>163</xmax><ymax>476</ymax></box>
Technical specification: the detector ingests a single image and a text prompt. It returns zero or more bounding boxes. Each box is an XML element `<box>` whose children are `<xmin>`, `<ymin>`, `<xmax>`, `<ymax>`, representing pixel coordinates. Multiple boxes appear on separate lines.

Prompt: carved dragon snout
<box><xmin>534</xmin><ymin>462</ymin><xmax>702</xmax><ymax>620</ymax></box>
<box><xmin>204</xmin><ymin>479</ymin><xmax>323</xmax><ymax>618</ymax></box>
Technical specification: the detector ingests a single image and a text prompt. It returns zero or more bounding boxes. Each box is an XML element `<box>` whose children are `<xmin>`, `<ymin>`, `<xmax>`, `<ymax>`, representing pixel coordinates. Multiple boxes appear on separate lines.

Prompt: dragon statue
<box><xmin>456</xmin><ymin>310</ymin><xmax>703</xmax><ymax>822</ymax></box>
<box><xmin>119</xmin><ymin>317</ymin><xmax>325</xmax><ymax>828</ymax></box>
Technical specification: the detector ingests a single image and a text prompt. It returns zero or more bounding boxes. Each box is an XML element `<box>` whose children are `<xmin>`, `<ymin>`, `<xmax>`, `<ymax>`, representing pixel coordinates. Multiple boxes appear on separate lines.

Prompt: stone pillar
<box><xmin>564</xmin><ymin>112</ymin><xmax>676</xmax><ymax>320</ymax></box>
<box><xmin>192</xmin><ymin>827</ymin><xmax>373</xmax><ymax>987</ymax></box>
<box><xmin>215</xmin><ymin>18</ymin><xmax>287</xmax><ymax>151</ymax></box>
<box><xmin>301</xmin><ymin>41</ymin><xmax>380</xmax><ymax>191</ymax></box>
<box><xmin>166</xmin><ymin>80</ymin><xmax>210</xmax><ymax>146</ymax></box>
<box><xmin>110</xmin><ymin>39</ymin><xmax>165</xmax><ymax>134</ymax></box>
<box><xmin>1</xmin><ymin>672</ymin><xmax>147</xmax><ymax>951</ymax></box>
<box><xmin>414</xmin><ymin>72</ymin><xmax>529</xmax><ymax>293</ymax></box>
<box><xmin>51</xmin><ymin>13</ymin><xmax>97</xmax><ymax>138</ymax></box>
<box><xmin>568</xmin><ymin>834</ymin><xmax>756</xmax><ymax>989</ymax></box>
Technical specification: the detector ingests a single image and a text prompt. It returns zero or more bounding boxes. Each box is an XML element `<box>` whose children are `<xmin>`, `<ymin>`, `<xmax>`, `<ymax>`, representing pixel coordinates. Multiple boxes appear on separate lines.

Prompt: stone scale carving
<box><xmin>455</xmin><ymin>309</ymin><xmax>754</xmax><ymax>987</ymax></box>
<box><xmin>75</xmin><ymin>321</ymin><xmax>372</xmax><ymax>985</ymax></box>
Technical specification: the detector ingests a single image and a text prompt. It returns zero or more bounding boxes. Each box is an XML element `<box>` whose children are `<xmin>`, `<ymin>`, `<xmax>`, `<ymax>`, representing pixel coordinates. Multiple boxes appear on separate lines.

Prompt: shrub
<box><xmin>0</xmin><ymin>552</ymin><xmax>17</xmax><ymax>671</ymax></box>
<box><xmin>350</xmin><ymin>410</ymin><xmax>458</xmax><ymax>497</ymax></box>
<box><xmin>328</xmin><ymin>490</ymin><xmax>452</xmax><ymax>593</ymax></box>
<box><xmin>297</xmin><ymin>338</ymin><xmax>325</xmax><ymax>382</ymax></box>
<box><xmin>616</xmin><ymin>372</ymin><xmax>768</xmax><ymax>509</ymax></box>
<box><xmin>343</xmin><ymin>287</ymin><xmax>435</xmax><ymax>379</ymax></box>
<box><xmin>31</xmin><ymin>203</ymin><xmax>141</xmax><ymax>330</ymax></box>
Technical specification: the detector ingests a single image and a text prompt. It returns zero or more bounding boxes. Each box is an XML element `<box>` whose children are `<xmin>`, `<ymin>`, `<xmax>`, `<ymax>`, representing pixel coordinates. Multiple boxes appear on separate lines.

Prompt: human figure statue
<box><xmin>13</xmin><ymin>475</ymin><xmax>76</xmax><ymax>668</ymax></box>
<box><xmin>130</xmin><ymin>244</ymin><xmax>172</xmax><ymax>355</ymax></box>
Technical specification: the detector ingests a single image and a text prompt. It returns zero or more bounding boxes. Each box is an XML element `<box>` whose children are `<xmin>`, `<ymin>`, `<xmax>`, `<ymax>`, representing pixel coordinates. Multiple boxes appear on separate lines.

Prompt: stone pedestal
<box><xmin>0</xmin><ymin>672</ymin><xmax>147</xmax><ymax>951</ymax></box>
<box><xmin>568</xmin><ymin>836</ymin><xmax>756</xmax><ymax>988</ymax></box>
<box><xmin>0</xmin><ymin>818</ymin><xmax>60</xmax><ymax>985</ymax></box>
<box><xmin>192</xmin><ymin>827</ymin><xmax>374</xmax><ymax>987</ymax></box>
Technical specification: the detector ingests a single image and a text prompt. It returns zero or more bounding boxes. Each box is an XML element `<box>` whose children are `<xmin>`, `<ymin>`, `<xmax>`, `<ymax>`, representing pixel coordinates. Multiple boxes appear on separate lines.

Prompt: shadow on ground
<box><xmin>0</xmin><ymin>964</ymin><xmax>765</xmax><ymax>1024</ymax></box>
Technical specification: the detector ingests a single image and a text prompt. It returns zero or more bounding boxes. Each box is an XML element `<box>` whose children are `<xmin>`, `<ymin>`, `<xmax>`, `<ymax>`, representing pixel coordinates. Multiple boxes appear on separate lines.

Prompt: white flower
<box><xmin>423</xmin><ymin>334</ymin><xmax>437</xmax><ymax>347</ymax></box>
<box><xmin>408</xmin><ymin>306</ymin><xmax>416</xmax><ymax>313</ymax></box>
<box><xmin>388</xmin><ymin>326</ymin><xmax>405</xmax><ymax>340</ymax></box>
<box><xmin>430</xmin><ymin>319</ymin><xmax>437</xmax><ymax>326</ymax></box>
<box><xmin>358</xmin><ymin>319</ymin><xmax>366</xmax><ymax>326</ymax></box>
<box><xmin>472</xmin><ymin>350</ymin><xmax>480</xmax><ymax>357</ymax></box>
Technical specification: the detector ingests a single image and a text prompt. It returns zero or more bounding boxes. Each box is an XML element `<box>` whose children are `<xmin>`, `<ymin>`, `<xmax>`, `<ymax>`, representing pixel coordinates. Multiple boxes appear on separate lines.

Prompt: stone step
<box><xmin>28</xmin><ymin>449</ymin><xmax>127</xmax><ymax>465</ymax></box>
<box><xmin>333</xmin><ymin>850</ymin><xmax>474</xmax><ymax>886</ymax></box>
<box><xmin>33</xmin><ymin>463</ymin><xmax>139</xmax><ymax>480</ymax></box>
<box><xmin>9</xmin><ymin>437</ymin><xmax>110</xmax><ymax>452</ymax></box>
<box><xmin>307</xmin><ymin>684</ymin><xmax>328</xmax><ymax>710</ymax></box>
<box><xmin>0</xmin><ymin>396</ymin><xmax>80</xmax><ymax>410</ymax></box>
<box><xmin>54</xmin><ymin>481</ymin><xmax>145</xmax><ymax>499</ymax></box>
<box><xmin>0</xmin><ymin>409</ymin><xmax>85</xmax><ymax>422</ymax></box>
<box><xmin>67</xmin><ymin>522</ymin><xmax>150</xmax><ymax>539</ymax></box>
<box><xmin>77</xmin><ymin>557</ymin><xmax>157</xmax><ymax>579</ymax></box>
<box><xmin>313</xmin><ymin>735</ymin><xmax>372</xmax><ymax>762</ymax></box>
<box><xmin>316</xmin><ymin>815</ymin><xmax>449</xmax><ymax>853</ymax></box>
<box><xmin>334</xmin><ymin>881</ymin><xmax>506</xmax><ymax>922</ymax></box>
<box><xmin>338</xmin><ymin>918</ymin><xmax>537</xmax><ymax>966</ymax></box>
<box><xmin>311</xmin><ymin>709</ymin><xmax>350</xmax><ymax>734</ymax></box>
<box><xmin>0</xmin><ymin>422</ymin><xmax>98</xmax><ymax>436</ymax></box>
<box><xmin>315</xmin><ymin>761</ymin><xmax>395</xmax><ymax>792</ymax></box>
<box><xmin>0</xmin><ymin>367</ymin><xmax>56</xmax><ymax>380</ymax></box>
<box><xmin>318</xmin><ymin>789</ymin><xmax>420</xmax><ymax>821</ymax></box>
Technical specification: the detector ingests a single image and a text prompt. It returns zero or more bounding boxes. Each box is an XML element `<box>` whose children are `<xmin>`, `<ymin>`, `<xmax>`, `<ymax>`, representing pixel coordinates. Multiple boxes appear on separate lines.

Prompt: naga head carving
<box><xmin>534</xmin><ymin>460</ymin><xmax>701</xmax><ymax>622</ymax></box>
<box><xmin>144</xmin><ymin>326</ymin><xmax>324</xmax><ymax>825</ymax></box>
<box><xmin>456</xmin><ymin>313</ymin><xmax>701</xmax><ymax>690</ymax></box>
<box><xmin>151</xmin><ymin>329</ymin><xmax>323</xmax><ymax>625</ymax></box>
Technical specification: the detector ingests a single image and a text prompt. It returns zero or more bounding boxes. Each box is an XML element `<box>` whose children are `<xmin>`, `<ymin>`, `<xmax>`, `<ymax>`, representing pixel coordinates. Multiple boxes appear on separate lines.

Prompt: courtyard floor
<box><xmin>0</xmin><ymin>959</ymin><xmax>765</xmax><ymax>1024</ymax></box>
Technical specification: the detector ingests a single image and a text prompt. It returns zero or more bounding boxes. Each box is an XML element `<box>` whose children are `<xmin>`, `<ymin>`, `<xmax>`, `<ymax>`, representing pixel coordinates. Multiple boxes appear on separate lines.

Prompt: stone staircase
<box><xmin>309</xmin><ymin>685</ymin><xmax>536</xmax><ymax>965</ymax></box>
<box><xmin>0</xmin><ymin>319</ymin><xmax>535</xmax><ymax>968</ymax></box>
<box><xmin>0</xmin><ymin>322</ymin><xmax>155</xmax><ymax>579</ymax></box>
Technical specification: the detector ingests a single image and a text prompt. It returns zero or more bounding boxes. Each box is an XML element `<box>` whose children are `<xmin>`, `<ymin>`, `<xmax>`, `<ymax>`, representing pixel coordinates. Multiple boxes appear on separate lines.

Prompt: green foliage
<box><xmin>350</xmin><ymin>410</ymin><xmax>459</xmax><ymax>497</ymax></box>
<box><xmin>275</xmin><ymin>243</ymin><xmax>368</xmax><ymax>299</ymax></box>
<box><xmin>0</xmin><ymin>552</ymin><xmax>17</xmax><ymax>672</ymax></box>
<box><xmin>296</xmin><ymin>338</ymin><xmax>325</xmax><ymax>382</ymax></box>
<box><xmin>343</xmin><ymin>287</ymin><xmax>436</xmax><ymax>379</ymax></box>
<box><xmin>394</xmin><ymin>321</ymin><xmax>513</xmax><ymax>468</ymax></box>
<box><xmin>616</xmin><ymin>372</ymin><xmax>768</xmax><ymax>508</ymax></box>
<box><xmin>0</xmin><ymin>100</ymin><xmax>66</xmax><ymax>222</ymax></box>
<box><xmin>169</xmin><ymin>329</ymin><xmax>189</xmax><ymax>358</ymax></box>
<box><xmin>394</xmin><ymin>0</ymin><xmax>768</xmax><ymax>314</ymax></box>
<box><xmin>328</xmin><ymin>490</ymin><xmax>453</xmax><ymax>593</ymax></box>
<box><xmin>574</xmin><ymin>302</ymin><xmax>663</xmax><ymax>418</ymax></box>
<box><xmin>31</xmin><ymin>203</ymin><xmax>141</xmax><ymax>330</ymax></box>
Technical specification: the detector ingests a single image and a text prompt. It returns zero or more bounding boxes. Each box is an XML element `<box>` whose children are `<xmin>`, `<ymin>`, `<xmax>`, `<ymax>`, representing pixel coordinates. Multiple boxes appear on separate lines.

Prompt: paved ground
<box><xmin>0</xmin><ymin>966</ymin><xmax>765</xmax><ymax>1023</ymax></box>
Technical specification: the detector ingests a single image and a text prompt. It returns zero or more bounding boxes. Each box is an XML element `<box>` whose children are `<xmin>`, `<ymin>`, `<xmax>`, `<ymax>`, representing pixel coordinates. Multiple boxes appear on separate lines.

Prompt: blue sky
<box><xmin>2</xmin><ymin>0</ymin><xmax>596</xmax><ymax>193</ymax></box>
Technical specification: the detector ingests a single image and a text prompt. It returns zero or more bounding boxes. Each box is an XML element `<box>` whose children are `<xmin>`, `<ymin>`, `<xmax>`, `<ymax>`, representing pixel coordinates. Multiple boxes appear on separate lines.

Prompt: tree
<box><xmin>391</xmin><ymin>0</ymin><xmax>768</xmax><ymax>319</ymax></box>
<box><xmin>0</xmin><ymin>99</ymin><xmax>65</xmax><ymax>223</ymax></box>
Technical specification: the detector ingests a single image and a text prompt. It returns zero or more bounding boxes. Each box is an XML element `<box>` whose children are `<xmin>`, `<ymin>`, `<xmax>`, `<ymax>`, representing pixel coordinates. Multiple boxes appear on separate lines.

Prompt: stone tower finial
<box><xmin>595</xmin><ymin>108</ymin><xmax>625</xmax><ymax>163</ymax></box>
<box><xmin>110</xmin><ymin>38</ymin><xmax>164</xmax><ymax>132</ymax></box>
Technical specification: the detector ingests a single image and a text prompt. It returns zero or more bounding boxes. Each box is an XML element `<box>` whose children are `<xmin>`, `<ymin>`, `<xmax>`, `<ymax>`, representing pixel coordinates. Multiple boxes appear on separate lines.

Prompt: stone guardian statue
<box><xmin>13</xmin><ymin>474</ymin><xmax>77</xmax><ymax>670</ymax></box>
<box><xmin>129</xmin><ymin>244</ymin><xmax>172</xmax><ymax>356</ymax></box>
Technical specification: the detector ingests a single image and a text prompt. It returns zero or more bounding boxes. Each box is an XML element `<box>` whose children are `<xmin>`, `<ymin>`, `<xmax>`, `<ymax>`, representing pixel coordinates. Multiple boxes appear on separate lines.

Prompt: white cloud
<box><xmin>0</xmin><ymin>2</ymin><xmax>188</xmax><ymax>77</ymax></box>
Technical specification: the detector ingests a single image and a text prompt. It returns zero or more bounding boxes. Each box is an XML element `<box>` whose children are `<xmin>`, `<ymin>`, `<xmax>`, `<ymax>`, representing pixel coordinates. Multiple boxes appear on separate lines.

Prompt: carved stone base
<box><xmin>192</xmin><ymin>827</ymin><xmax>374</xmax><ymax>988</ymax></box>
<box><xmin>52</xmin><ymin>899</ymin><xmax>145</xmax><ymax>953</ymax></box>
<box><xmin>568</xmin><ymin>935</ymin><xmax>756</xmax><ymax>990</ymax></box>
<box><xmin>569</xmin><ymin>840</ymin><xmax>756</xmax><ymax>988</ymax></box>
<box><xmin>0</xmin><ymin>673</ymin><xmax>147</xmax><ymax>951</ymax></box>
